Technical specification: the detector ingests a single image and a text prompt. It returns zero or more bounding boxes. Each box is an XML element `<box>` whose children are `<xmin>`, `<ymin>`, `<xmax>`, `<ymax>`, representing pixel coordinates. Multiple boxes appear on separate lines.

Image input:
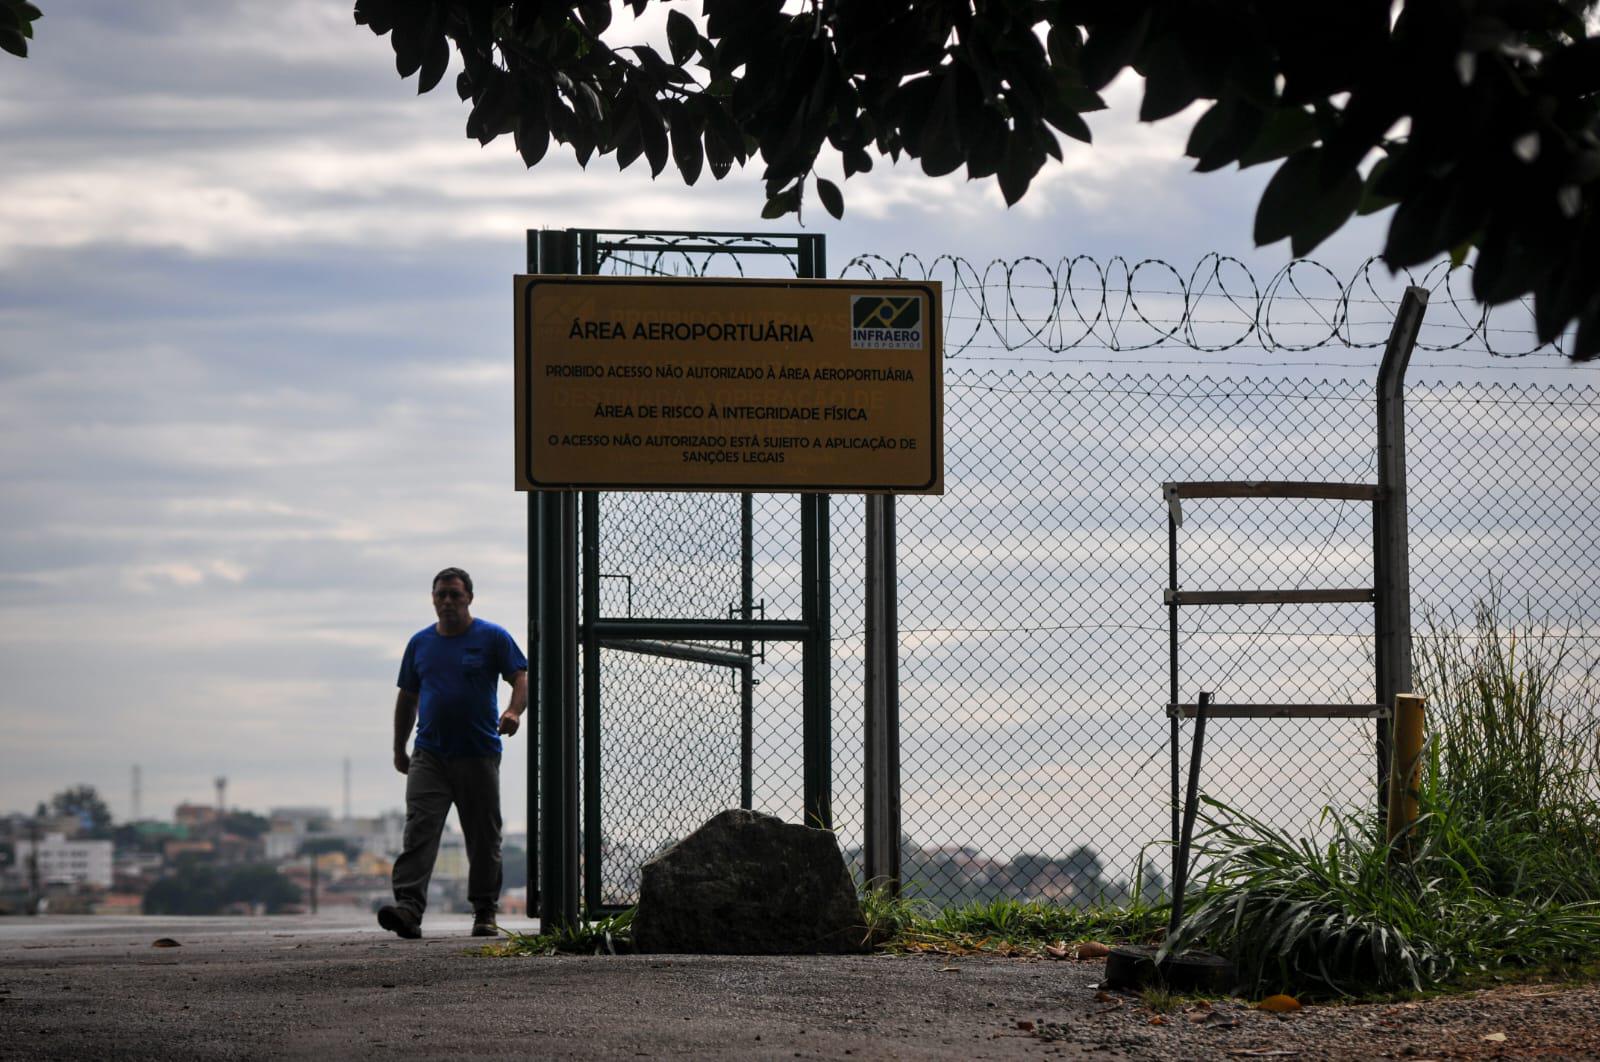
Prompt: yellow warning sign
<box><xmin>515</xmin><ymin>276</ymin><xmax>943</xmax><ymax>492</ymax></box>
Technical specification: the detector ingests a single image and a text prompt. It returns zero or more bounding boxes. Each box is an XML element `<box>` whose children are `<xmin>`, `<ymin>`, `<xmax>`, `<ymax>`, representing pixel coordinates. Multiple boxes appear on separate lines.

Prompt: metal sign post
<box><xmin>521</xmin><ymin>229</ymin><xmax>934</xmax><ymax>925</ymax></box>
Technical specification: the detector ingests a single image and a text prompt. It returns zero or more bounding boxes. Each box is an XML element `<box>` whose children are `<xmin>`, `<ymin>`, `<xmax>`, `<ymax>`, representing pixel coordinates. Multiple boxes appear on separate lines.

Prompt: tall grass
<box><xmin>1414</xmin><ymin>597</ymin><xmax>1600</xmax><ymax>900</ymax></box>
<box><xmin>1169</xmin><ymin>597</ymin><xmax>1600</xmax><ymax>997</ymax></box>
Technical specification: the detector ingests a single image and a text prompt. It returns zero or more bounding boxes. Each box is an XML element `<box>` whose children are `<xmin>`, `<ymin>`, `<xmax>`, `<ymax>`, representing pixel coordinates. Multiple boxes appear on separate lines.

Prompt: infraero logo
<box><xmin>850</xmin><ymin>294</ymin><xmax>924</xmax><ymax>350</ymax></box>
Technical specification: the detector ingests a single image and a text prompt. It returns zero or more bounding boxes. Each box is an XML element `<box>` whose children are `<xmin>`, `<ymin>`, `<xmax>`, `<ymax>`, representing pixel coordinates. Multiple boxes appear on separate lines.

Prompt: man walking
<box><xmin>378</xmin><ymin>567</ymin><xmax>527</xmax><ymax>939</ymax></box>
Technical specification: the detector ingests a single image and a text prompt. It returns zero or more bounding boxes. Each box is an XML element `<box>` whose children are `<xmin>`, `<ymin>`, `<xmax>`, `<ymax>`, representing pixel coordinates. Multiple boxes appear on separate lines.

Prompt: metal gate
<box><xmin>526</xmin><ymin>229</ymin><xmax>838</xmax><ymax>923</ymax></box>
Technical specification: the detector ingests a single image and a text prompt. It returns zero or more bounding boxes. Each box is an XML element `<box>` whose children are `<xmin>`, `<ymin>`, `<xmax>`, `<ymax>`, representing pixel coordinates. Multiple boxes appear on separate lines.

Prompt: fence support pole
<box><xmin>801</xmin><ymin>493</ymin><xmax>833</xmax><ymax>829</ymax></box>
<box><xmin>1375</xmin><ymin>286</ymin><xmax>1429</xmax><ymax>815</ymax></box>
<box><xmin>1386</xmin><ymin>693</ymin><xmax>1426</xmax><ymax>856</ymax></box>
<box><xmin>533</xmin><ymin>228</ymin><xmax>582</xmax><ymax>930</ymax></box>
<box><xmin>740</xmin><ymin>493</ymin><xmax>755</xmax><ymax>811</ymax></box>
<box><xmin>799</xmin><ymin>234</ymin><xmax>832</xmax><ymax>832</ymax></box>
<box><xmin>864</xmin><ymin>494</ymin><xmax>901</xmax><ymax>894</ymax></box>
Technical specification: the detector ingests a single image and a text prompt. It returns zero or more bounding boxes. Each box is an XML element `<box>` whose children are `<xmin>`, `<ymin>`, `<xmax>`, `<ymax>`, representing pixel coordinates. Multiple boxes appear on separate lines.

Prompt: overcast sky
<box><xmin>1</xmin><ymin>2</ymin><xmax>1591</xmax><ymax>834</ymax></box>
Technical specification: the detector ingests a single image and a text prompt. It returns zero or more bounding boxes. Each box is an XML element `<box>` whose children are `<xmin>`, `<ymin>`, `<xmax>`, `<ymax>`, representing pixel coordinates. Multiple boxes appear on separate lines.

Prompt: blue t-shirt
<box><xmin>397</xmin><ymin>618</ymin><xmax>528</xmax><ymax>759</ymax></box>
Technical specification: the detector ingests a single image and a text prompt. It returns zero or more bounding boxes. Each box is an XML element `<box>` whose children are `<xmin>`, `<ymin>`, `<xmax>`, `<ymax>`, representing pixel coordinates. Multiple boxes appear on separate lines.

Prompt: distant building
<box><xmin>433</xmin><ymin>833</ymin><xmax>468</xmax><ymax>881</ymax></box>
<box><xmin>269</xmin><ymin>807</ymin><xmax>332</xmax><ymax>831</ymax></box>
<box><xmin>163</xmin><ymin>839</ymin><xmax>215</xmax><ymax>862</ymax></box>
<box><xmin>174</xmin><ymin>803</ymin><xmax>223</xmax><ymax>830</ymax></box>
<box><xmin>265</xmin><ymin>811</ymin><xmax>406</xmax><ymax>862</ymax></box>
<box><xmin>14</xmin><ymin>833</ymin><xmax>113</xmax><ymax>889</ymax></box>
<box><xmin>113</xmin><ymin>850</ymin><xmax>165</xmax><ymax>888</ymax></box>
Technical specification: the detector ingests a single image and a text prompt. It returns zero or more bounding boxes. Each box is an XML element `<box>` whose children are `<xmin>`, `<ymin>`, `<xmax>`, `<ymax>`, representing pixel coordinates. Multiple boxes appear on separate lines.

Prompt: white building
<box><xmin>14</xmin><ymin>833</ymin><xmax>113</xmax><ymax>889</ymax></box>
<box><xmin>264</xmin><ymin>810</ymin><xmax>407</xmax><ymax>862</ymax></box>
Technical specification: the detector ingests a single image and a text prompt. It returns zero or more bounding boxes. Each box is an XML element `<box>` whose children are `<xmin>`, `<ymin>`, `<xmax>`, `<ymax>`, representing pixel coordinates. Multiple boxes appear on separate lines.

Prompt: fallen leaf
<box><xmin>1045</xmin><ymin>943</ymin><xmax>1070</xmax><ymax>960</ymax></box>
<box><xmin>1093</xmin><ymin>991</ymin><xmax>1116</xmax><ymax>1003</ymax></box>
<box><xmin>1482</xmin><ymin>1032</ymin><xmax>1507</xmax><ymax>1043</ymax></box>
<box><xmin>1256</xmin><ymin>994</ymin><xmax>1301</xmax><ymax>1013</ymax></box>
<box><xmin>1015</xmin><ymin>1020</ymin><xmax>1035</xmax><ymax>1032</ymax></box>
<box><xmin>151</xmin><ymin>938</ymin><xmax>181</xmax><ymax>949</ymax></box>
<box><xmin>1148</xmin><ymin>1015</ymin><xmax>1167</xmax><ymax>1026</ymax></box>
<box><xmin>1077</xmin><ymin>941</ymin><xmax>1111</xmax><ymax>959</ymax></box>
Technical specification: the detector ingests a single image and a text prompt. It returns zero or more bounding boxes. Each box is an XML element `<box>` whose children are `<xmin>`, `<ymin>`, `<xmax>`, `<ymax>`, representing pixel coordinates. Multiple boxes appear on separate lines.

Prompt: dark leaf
<box><xmin>965</xmin><ymin>109</ymin><xmax>1007</xmax><ymax>179</ymax></box>
<box><xmin>666</xmin><ymin>9</ymin><xmax>698</xmax><ymax>67</ymax></box>
<box><xmin>576</xmin><ymin>1</ymin><xmax>612</xmax><ymax>36</ymax></box>
<box><xmin>516</xmin><ymin>105</ymin><xmax>550</xmax><ymax>168</ymax></box>
<box><xmin>1044</xmin><ymin>103</ymin><xmax>1092</xmax><ymax>145</ymax></box>
<box><xmin>0</xmin><ymin>26</ymin><xmax>24</xmax><ymax>57</ymax></box>
<box><xmin>1384</xmin><ymin>192</ymin><xmax>1449</xmax><ymax>268</ymax></box>
<box><xmin>1080</xmin><ymin>7</ymin><xmax>1152</xmax><ymax>91</ymax></box>
<box><xmin>705</xmin><ymin>125</ymin><xmax>736</xmax><ymax>179</ymax></box>
<box><xmin>1046</xmin><ymin>23</ymin><xmax>1082</xmax><ymax>68</ymax></box>
<box><xmin>1186</xmin><ymin>95</ymin><xmax>1265</xmax><ymax>172</ymax></box>
<box><xmin>575</xmin><ymin>82</ymin><xmax>604</xmax><ymax>123</ymax></box>
<box><xmin>997</xmin><ymin>134</ymin><xmax>1042</xmax><ymax>206</ymax></box>
<box><xmin>892</xmin><ymin>75</ymin><xmax>940</xmax><ymax>159</ymax></box>
<box><xmin>1357</xmin><ymin>156</ymin><xmax>1399</xmax><ymax>215</ymax></box>
<box><xmin>418</xmin><ymin>33</ymin><xmax>449</xmax><ymax>95</ymax></box>
<box><xmin>1137</xmin><ymin>36</ymin><xmax>1200</xmax><ymax>122</ymax></box>
<box><xmin>760</xmin><ymin>185</ymin><xmax>801</xmax><ymax>219</ymax></box>
<box><xmin>843</xmin><ymin>145</ymin><xmax>873</xmax><ymax>177</ymax></box>
<box><xmin>353</xmin><ymin>0</ymin><xmax>394</xmax><ymax>32</ymax></box>
<box><xmin>1289</xmin><ymin>166</ymin><xmax>1362</xmax><ymax>256</ymax></box>
<box><xmin>638</xmin><ymin>103</ymin><xmax>669</xmax><ymax>177</ymax></box>
<box><xmin>703</xmin><ymin>103</ymin><xmax>747</xmax><ymax>174</ymax></box>
<box><xmin>1470</xmin><ymin>224</ymin><xmax>1534</xmax><ymax>305</ymax></box>
<box><xmin>919</xmin><ymin>74</ymin><xmax>965</xmax><ymax>176</ymax></box>
<box><xmin>1254</xmin><ymin>151</ymin><xmax>1322</xmax><ymax>246</ymax></box>
<box><xmin>1238</xmin><ymin>107</ymin><xmax>1319</xmax><ymax>168</ymax></box>
<box><xmin>466</xmin><ymin>75</ymin><xmax>507</xmax><ymax>145</ymax></box>
<box><xmin>669</xmin><ymin>107</ymin><xmax>704</xmax><ymax>185</ymax></box>
<box><xmin>816</xmin><ymin>177</ymin><xmax>844</xmax><ymax>219</ymax></box>
<box><xmin>616</xmin><ymin>129</ymin><xmax>644</xmax><ymax>169</ymax></box>
<box><xmin>1533</xmin><ymin>276</ymin><xmax>1571</xmax><ymax>346</ymax></box>
<box><xmin>1573</xmin><ymin>291</ymin><xmax>1600</xmax><ymax>361</ymax></box>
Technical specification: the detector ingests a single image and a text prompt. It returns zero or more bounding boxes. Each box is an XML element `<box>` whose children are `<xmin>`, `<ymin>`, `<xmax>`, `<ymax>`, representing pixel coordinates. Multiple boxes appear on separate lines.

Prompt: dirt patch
<box><xmin>0</xmin><ymin>921</ymin><xmax>1595</xmax><ymax>1059</ymax></box>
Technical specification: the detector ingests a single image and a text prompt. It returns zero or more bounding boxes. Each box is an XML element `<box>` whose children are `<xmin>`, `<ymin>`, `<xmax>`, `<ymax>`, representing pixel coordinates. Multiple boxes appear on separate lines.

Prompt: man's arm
<box><xmin>393</xmin><ymin>689</ymin><xmax>419</xmax><ymax>774</ymax></box>
<box><xmin>498</xmin><ymin>670</ymin><xmax>529</xmax><ymax>737</ymax></box>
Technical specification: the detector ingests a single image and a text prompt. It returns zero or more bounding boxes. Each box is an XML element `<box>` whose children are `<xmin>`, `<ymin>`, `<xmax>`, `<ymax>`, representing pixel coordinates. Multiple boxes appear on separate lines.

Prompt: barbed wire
<box><xmin>589</xmin><ymin>236</ymin><xmax>1570</xmax><ymax>361</ymax></box>
<box><xmin>838</xmin><ymin>252</ymin><xmax>1563</xmax><ymax>359</ymax></box>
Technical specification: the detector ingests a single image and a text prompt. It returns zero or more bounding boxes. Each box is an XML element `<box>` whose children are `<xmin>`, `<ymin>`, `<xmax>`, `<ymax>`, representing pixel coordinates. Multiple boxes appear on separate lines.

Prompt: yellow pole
<box><xmin>1386</xmin><ymin>693</ymin><xmax>1426</xmax><ymax>853</ymax></box>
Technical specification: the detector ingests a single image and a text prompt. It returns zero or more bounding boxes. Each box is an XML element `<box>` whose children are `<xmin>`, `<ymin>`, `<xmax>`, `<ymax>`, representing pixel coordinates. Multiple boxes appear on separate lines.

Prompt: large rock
<box><xmin>632</xmin><ymin>809</ymin><xmax>868</xmax><ymax>954</ymax></box>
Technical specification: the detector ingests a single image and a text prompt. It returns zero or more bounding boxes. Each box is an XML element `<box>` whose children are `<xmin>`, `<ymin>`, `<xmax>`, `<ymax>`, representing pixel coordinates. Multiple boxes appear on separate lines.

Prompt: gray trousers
<box><xmin>391</xmin><ymin>749</ymin><xmax>502</xmax><ymax>919</ymax></box>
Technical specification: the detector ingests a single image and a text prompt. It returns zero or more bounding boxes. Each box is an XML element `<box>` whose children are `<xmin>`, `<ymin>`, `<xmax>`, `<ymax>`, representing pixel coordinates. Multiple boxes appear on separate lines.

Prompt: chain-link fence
<box><xmin>576</xmin><ymin>242</ymin><xmax>1600</xmax><ymax>908</ymax></box>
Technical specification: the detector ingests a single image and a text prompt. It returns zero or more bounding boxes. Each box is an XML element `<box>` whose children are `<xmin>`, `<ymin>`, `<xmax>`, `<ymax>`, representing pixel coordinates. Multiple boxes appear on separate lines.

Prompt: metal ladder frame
<box><xmin>1160</xmin><ymin>287</ymin><xmax>1430</xmax><ymax>889</ymax></box>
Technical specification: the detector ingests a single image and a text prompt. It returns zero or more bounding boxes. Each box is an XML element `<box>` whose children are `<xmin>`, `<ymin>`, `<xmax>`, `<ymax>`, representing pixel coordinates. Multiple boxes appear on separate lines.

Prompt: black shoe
<box><xmin>471</xmin><ymin>912</ymin><xmax>498</xmax><ymax>937</ymax></box>
<box><xmin>377</xmin><ymin>905</ymin><xmax>422</xmax><ymax>940</ymax></box>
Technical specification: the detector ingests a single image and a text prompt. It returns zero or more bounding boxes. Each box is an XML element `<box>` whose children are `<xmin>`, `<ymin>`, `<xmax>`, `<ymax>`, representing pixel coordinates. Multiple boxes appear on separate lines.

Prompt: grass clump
<box><xmin>1168</xmin><ymin>597</ymin><xmax>1600</xmax><ymax>998</ymax></box>
<box><xmin>888</xmin><ymin>892</ymin><xmax>1168</xmax><ymax>957</ymax></box>
<box><xmin>858</xmin><ymin>879</ymin><xmax>933</xmax><ymax>946</ymax></box>
<box><xmin>481</xmin><ymin>907</ymin><xmax>636</xmax><ymax>957</ymax></box>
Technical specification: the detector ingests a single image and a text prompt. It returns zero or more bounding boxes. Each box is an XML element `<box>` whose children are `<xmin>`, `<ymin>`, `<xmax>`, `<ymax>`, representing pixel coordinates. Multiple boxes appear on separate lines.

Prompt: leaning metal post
<box><xmin>1374</xmin><ymin>286</ymin><xmax>1429</xmax><ymax>814</ymax></box>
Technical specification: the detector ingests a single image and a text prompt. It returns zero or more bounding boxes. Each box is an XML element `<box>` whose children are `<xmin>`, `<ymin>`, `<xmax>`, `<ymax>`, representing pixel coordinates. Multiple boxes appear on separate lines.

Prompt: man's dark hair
<box><xmin>432</xmin><ymin>567</ymin><xmax>473</xmax><ymax>597</ymax></box>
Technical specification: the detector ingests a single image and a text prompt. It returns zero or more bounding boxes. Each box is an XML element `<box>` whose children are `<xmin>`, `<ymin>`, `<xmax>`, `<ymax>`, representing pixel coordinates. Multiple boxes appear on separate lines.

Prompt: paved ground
<box><xmin>2</xmin><ymin>916</ymin><xmax>1598</xmax><ymax>1059</ymax></box>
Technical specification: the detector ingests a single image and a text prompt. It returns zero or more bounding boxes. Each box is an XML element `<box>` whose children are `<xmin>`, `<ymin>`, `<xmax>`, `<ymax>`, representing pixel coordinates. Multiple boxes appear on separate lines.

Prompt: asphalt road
<box><xmin>2</xmin><ymin>916</ymin><xmax>1597</xmax><ymax>1060</ymax></box>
